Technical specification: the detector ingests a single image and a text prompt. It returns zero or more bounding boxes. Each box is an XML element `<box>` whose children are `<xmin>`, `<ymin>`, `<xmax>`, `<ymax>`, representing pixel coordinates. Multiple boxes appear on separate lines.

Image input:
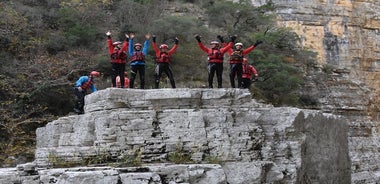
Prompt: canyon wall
<box><xmin>251</xmin><ymin>0</ymin><xmax>380</xmax><ymax>117</ymax></box>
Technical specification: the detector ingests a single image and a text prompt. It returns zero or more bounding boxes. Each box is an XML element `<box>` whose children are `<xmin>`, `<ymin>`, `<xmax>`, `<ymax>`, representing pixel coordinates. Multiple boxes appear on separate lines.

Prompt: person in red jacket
<box><xmin>218</xmin><ymin>35</ymin><xmax>262</xmax><ymax>88</ymax></box>
<box><xmin>73</xmin><ymin>71</ymin><xmax>100</xmax><ymax>114</ymax></box>
<box><xmin>152</xmin><ymin>35</ymin><xmax>179</xmax><ymax>88</ymax></box>
<box><xmin>116</xmin><ymin>71</ymin><xmax>130</xmax><ymax>88</ymax></box>
<box><xmin>241</xmin><ymin>58</ymin><xmax>258</xmax><ymax>89</ymax></box>
<box><xmin>106</xmin><ymin>31</ymin><xmax>129</xmax><ymax>88</ymax></box>
<box><xmin>195</xmin><ymin>34</ymin><xmax>236</xmax><ymax>88</ymax></box>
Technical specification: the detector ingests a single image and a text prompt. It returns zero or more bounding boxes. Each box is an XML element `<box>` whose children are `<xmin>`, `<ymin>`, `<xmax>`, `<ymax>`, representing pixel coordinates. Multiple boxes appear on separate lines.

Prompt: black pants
<box><xmin>130</xmin><ymin>65</ymin><xmax>145</xmax><ymax>89</ymax></box>
<box><xmin>241</xmin><ymin>78</ymin><xmax>252</xmax><ymax>89</ymax></box>
<box><xmin>111</xmin><ymin>63</ymin><xmax>126</xmax><ymax>88</ymax></box>
<box><xmin>74</xmin><ymin>88</ymin><xmax>86</xmax><ymax>113</ymax></box>
<box><xmin>155</xmin><ymin>62</ymin><xmax>176</xmax><ymax>88</ymax></box>
<box><xmin>207</xmin><ymin>62</ymin><xmax>223</xmax><ymax>88</ymax></box>
<box><xmin>229</xmin><ymin>63</ymin><xmax>243</xmax><ymax>88</ymax></box>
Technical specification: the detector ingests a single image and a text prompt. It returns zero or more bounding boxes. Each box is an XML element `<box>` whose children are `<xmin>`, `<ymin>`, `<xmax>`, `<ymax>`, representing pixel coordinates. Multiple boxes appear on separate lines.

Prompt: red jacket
<box><xmin>224</xmin><ymin>43</ymin><xmax>257</xmax><ymax>64</ymax></box>
<box><xmin>116</xmin><ymin>76</ymin><xmax>130</xmax><ymax>88</ymax></box>
<box><xmin>198</xmin><ymin>42</ymin><xmax>233</xmax><ymax>63</ymax></box>
<box><xmin>107</xmin><ymin>38</ymin><xmax>128</xmax><ymax>64</ymax></box>
<box><xmin>242</xmin><ymin>64</ymin><xmax>258</xmax><ymax>79</ymax></box>
<box><xmin>152</xmin><ymin>42</ymin><xmax>178</xmax><ymax>63</ymax></box>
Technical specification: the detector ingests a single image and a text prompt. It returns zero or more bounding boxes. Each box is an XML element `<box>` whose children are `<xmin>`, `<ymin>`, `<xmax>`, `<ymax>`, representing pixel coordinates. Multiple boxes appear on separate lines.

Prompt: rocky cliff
<box><xmin>258</xmin><ymin>0</ymin><xmax>380</xmax><ymax>117</ymax></box>
<box><xmin>1</xmin><ymin>88</ymin><xmax>378</xmax><ymax>183</ymax></box>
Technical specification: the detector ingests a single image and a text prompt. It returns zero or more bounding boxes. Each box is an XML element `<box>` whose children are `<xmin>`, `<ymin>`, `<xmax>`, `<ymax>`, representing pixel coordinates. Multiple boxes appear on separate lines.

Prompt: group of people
<box><xmin>73</xmin><ymin>32</ymin><xmax>261</xmax><ymax>114</ymax></box>
<box><xmin>195</xmin><ymin>34</ymin><xmax>261</xmax><ymax>88</ymax></box>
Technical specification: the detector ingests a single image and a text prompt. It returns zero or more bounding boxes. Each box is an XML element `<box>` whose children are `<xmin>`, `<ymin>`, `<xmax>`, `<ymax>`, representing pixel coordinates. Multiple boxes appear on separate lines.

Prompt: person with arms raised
<box><xmin>195</xmin><ymin>34</ymin><xmax>236</xmax><ymax>88</ymax></box>
<box><xmin>128</xmin><ymin>33</ymin><xmax>150</xmax><ymax>89</ymax></box>
<box><xmin>152</xmin><ymin>35</ymin><xmax>179</xmax><ymax>88</ymax></box>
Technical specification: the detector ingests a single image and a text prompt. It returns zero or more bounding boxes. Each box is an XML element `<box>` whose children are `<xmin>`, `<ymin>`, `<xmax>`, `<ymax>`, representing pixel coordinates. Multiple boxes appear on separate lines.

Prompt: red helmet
<box><xmin>90</xmin><ymin>71</ymin><xmax>100</xmax><ymax>77</ymax></box>
<box><xmin>113</xmin><ymin>41</ymin><xmax>122</xmax><ymax>45</ymax></box>
<box><xmin>134</xmin><ymin>43</ymin><xmax>142</xmax><ymax>47</ymax></box>
<box><xmin>159</xmin><ymin>44</ymin><xmax>168</xmax><ymax>49</ymax></box>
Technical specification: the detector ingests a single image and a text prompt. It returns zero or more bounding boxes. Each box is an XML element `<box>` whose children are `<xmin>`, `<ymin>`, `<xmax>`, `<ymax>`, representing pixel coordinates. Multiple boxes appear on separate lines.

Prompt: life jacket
<box><xmin>156</xmin><ymin>52</ymin><xmax>171</xmax><ymax>63</ymax></box>
<box><xmin>230</xmin><ymin>50</ymin><xmax>243</xmax><ymax>63</ymax></box>
<box><xmin>130</xmin><ymin>51</ymin><xmax>145</xmax><ymax>62</ymax></box>
<box><xmin>208</xmin><ymin>49</ymin><xmax>223</xmax><ymax>62</ymax></box>
<box><xmin>242</xmin><ymin>64</ymin><xmax>255</xmax><ymax>78</ymax></box>
<box><xmin>242</xmin><ymin>64</ymin><xmax>250</xmax><ymax>74</ymax></box>
<box><xmin>81</xmin><ymin>78</ymin><xmax>94</xmax><ymax>90</ymax></box>
<box><xmin>110</xmin><ymin>49</ymin><xmax>127</xmax><ymax>63</ymax></box>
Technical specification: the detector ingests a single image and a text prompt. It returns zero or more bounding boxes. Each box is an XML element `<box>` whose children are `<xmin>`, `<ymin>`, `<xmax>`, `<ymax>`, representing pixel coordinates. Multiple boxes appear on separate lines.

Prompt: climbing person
<box><xmin>241</xmin><ymin>58</ymin><xmax>258</xmax><ymax>89</ymax></box>
<box><xmin>218</xmin><ymin>35</ymin><xmax>262</xmax><ymax>88</ymax></box>
<box><xmin>73</xmin><ymin>71</ymin><xmax>100</xmax><ymax>114</ymax></box>
<box><xmin>195</xmin><ymin>34</ymin><xmax>236</xmax><ymax>88</ymax></box>
<box><xmin>128</xmin><ymin>33</ymin><xmax>150</xmax><ymax>89</ymax></box>
<box><xmin>116</xmin><ymin>71</ymin><xmax>130</xmax><ymax>88</ymax></box>
<box><xmin>152</xmin><ymin>35</ymin><xmax>179</xmax><ymax>88</ymax></box>
<box><xmin>106</xmin><ymin>31</ymin><xmax>129</xmax><ymax>88</ymax></box>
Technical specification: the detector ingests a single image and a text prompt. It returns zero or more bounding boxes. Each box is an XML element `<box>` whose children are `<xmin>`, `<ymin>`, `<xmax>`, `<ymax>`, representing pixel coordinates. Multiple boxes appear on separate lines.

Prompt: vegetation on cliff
<box><xmin>0</xmin><ymin>0</ymin><xmax>316</xmax><ymax>166</ymax></box>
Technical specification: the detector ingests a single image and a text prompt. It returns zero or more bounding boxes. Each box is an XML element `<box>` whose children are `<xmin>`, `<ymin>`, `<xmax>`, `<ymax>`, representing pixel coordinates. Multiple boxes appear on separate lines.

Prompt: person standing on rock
<box><xmin>128</xmin><ymin>33</ymin><xmax>150</xmax><ymax>89</ymax></box>
<box><xmin>73</xmin><ymin>71</ymin><xmax>100</xmax><ymax>114</ymax></box>
<box><xmin>241</xmin><ymin>58</ymin><xmax>258</xmax><ymax>89</ymax></box>
<box><xmin>195</xmin><ymin>34</ymin><xmax>236</xmax><ymax>88</ymax></box>
<box><xmin>106</xmin><ymin>31</ymin><xmax>129</xmax><ymax>88</ymax></box>
<box><xmin>217</xmin><ymin>35</ymin><xmax>262</xmax><ymax>88</ymax></box>
<box><xmin>152</xmin><ymin>35</ymin><xmax>179</xmax><ymax>89</ymax></box>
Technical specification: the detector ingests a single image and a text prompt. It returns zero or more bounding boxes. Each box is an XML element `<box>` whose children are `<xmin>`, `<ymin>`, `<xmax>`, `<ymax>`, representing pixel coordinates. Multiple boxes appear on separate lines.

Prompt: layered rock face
<box><xmin>3</xmin><ymin>88</ymin><xmax>356</xmax><ymax>183</ymax></box>
<box><xmin>254</xmin><ymin>0</ymin><xmax>380</xmax><ymax>116</ymax></box>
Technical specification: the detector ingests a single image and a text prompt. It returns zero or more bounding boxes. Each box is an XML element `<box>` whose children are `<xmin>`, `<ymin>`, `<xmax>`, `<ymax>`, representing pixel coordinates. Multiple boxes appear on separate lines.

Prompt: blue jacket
<box><xmin>129</xmin><ymin>38</ymin><xmax>149</xmax><ymax>66</ymax></box>
<box><xmin>75</xmin><ymin>76</ymin><xmax>97</xmax><ymax>93</ymax></box>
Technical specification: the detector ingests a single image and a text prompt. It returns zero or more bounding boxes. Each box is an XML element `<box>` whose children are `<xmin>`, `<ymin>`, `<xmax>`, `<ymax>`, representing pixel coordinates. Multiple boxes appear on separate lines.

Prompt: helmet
<box><xmin>210</xmin><ymin>41</ymin><xmax>219</xmax><ymax>45</ymax></box>
<box><xmin>134</xmin><ymin>43</ymin><xmax>142</xmax><ymax>47</ymax></box>
<box><xmin>242</xmin><ymin>58</ymin><xmax>248</xmax><ymax>63</ymax></box>
<box><xmin>235</xmin><ymin>42</ymin><xmax>243</xmax><ymax>47</ymax></box>
<box><xmin>90</xmin><ymin>71</ymin><xmax>100</xmax><ymax>77</ymax></box>
<box><xmin>113</xmin><ymin>41</ymin><xmax>122</xmax><ymax>45</ymax></box>
<box><xmin>159</xmin><ymin>44</ymin><xmax>168</xmax><ymax>49</ymax></box>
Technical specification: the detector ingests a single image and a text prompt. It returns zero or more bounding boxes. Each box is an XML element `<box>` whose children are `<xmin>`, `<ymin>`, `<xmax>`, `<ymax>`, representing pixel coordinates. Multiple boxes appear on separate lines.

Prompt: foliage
<box><xmin>204</xmin><ymin>155</ymin><xmax>224</xmax><ymax>165</ymax></box>
<box><xmin>252</xmin><ymin>53</ymin><xmax>304</xmax><ymax>106</ymax></box>
<box><xmin>168</xmin><ymin>144</ymin><xmax>192</xmax><ymax>164</ymax></box>
<box><xmin>204</xmin><ymin>0</ymin><xmax>276</xmax><ymax>40</ymax></box>
<box><xmin>0</xmin><ymin>0</ymin><xmax>317</xmax><ymax>167</ymax></box>
<box><xmin>47</xmin><ymin>148</ymin><xmax>143</xmax><ymax>168</ymax></box>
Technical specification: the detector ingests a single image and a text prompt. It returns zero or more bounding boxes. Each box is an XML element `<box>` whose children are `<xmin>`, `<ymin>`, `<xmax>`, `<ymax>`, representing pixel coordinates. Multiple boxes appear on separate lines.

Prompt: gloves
<box><xmin>152</xmin><ymin>35</ymin><xmax>156</xmax><ymax>43</ymax></box>
<box><xmin>106</xmin><ymin>31</ymin><xmax>111</xmax><ymax>38</ymax></box>
<box><xmin>254</xmin><ymin>40</ymin><xmax>263</xmax><ymax>47</ymax></box>
<box><xmin>125</xmin><ymin>34</ymin><xmax>129</xmax><ymax>42</ymax></box>
<box><xmin>230</xmin><ymin>35</ymin><xmax>237</xmax><ymax>42</ymax></box>
<box><xmin>195</xmin><ymin>35</ymin><xmax>201</xmax><ymax>42</ymax></box>
<box><xmin>217</xmin><ymin>35</ymin><xmax>224</xmax><ymax>43</ymax></box>
<box><xmin>174</xmin><ymin>37</ymin><xmax>179</xmax><ymax>44</ymax></box>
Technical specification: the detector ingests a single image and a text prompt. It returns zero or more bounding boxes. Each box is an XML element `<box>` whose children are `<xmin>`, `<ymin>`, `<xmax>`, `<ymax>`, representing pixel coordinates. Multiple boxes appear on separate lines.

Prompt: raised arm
<box><xmin>106</xmin><ymin>31</ymin><xmax>114</xmax><ymax>54</ymax></box>
<box><xmin>168</xmin><ymin>37</ymin><xmax>179</xmax><ymax>55</ymax></box>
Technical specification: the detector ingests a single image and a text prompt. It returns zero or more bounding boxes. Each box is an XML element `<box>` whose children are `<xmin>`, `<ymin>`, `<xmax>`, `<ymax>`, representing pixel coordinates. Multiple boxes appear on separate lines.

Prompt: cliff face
<box><xmin>253</xmin><ymin>0</ymin><xmax>380</xmax><ymax>117</ymax></box>
<box><xmin>0</xmin><ymin>88</ymin><xmax>363</xmax><ymax>183</ymax></box>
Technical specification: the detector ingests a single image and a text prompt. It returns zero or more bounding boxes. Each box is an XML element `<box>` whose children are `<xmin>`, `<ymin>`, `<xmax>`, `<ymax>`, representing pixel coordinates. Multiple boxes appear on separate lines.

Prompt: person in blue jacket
<box><xmin>128</xmin><ymin>33</ymin><xmax>150</xmax><ymax>89</ymax></box>
<box><xmin>73</xmin><ymin>71</ymin><xmax>100</xmax><ymax>114</ymax></box>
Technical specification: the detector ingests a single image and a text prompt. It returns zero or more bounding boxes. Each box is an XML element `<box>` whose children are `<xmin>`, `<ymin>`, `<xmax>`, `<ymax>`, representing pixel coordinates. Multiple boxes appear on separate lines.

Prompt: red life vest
<box><xmin>230</xmin><ymin>50</ymin><xmax>243</xmax><ymax>63</ymax></box>
<box><xmin>156</xmin><ymin>52</ymin><xmax>171</xmax><ymax>63</ymax></box>
<box><xmin>242</xmin><ymin>64</ymin><xmax>256</xmax><ymax>78</ymax></box>
<box><xmin>111</xmin><ymin>50</ymin><xmax>127</xmax><ymax>63</ymax></box>
<box><xmin>208</xmin><ymin>49</ymin><xmax>223</xmax><ymax>62</ymax></box>
<box><xmin>81</xmin><ymin>78</ymin><xmax>94</xmax><ymax>90</ymax></box>
<box><xmin>129</xmin><ymin>51</ymin><xmax>145</xmax><ymax>62</ymax></box>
